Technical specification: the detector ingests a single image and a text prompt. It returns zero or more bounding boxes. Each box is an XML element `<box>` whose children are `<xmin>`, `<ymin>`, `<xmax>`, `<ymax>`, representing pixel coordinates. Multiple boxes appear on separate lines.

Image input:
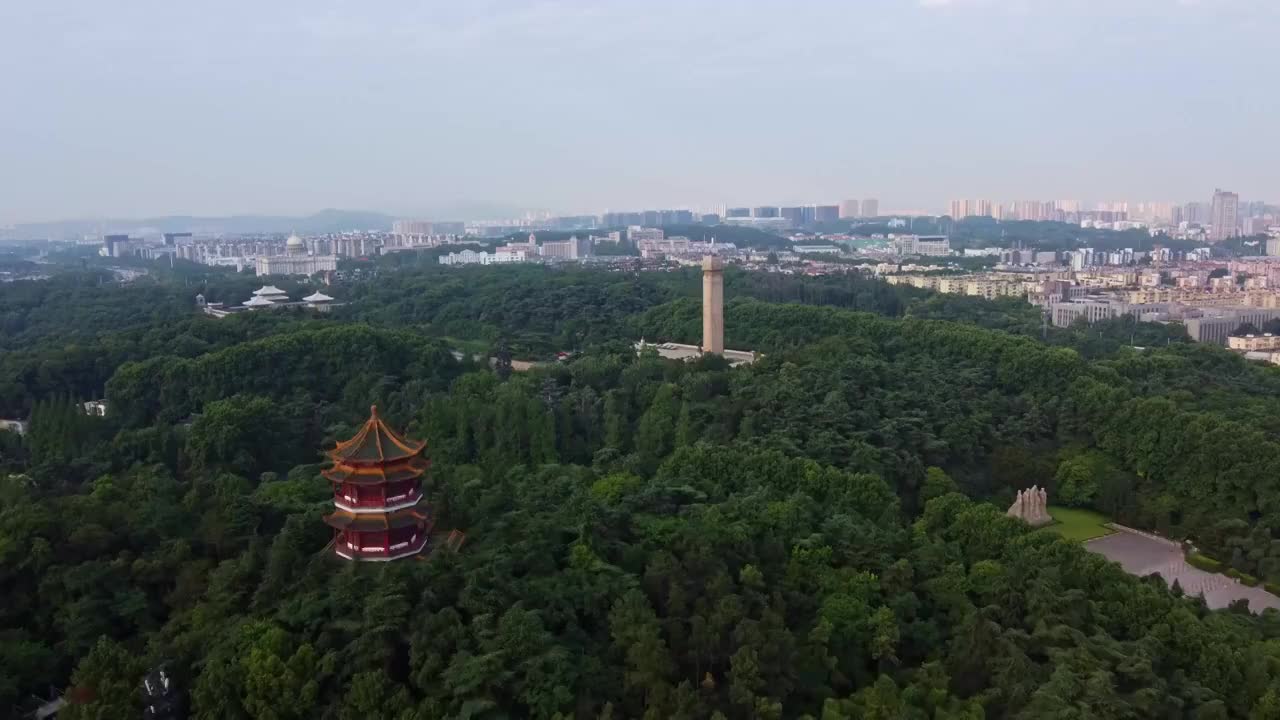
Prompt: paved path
<box><xmin>1085</xmin><ymin>530</ymin><xmax>1280</xmax><ymax>613</ymax></box>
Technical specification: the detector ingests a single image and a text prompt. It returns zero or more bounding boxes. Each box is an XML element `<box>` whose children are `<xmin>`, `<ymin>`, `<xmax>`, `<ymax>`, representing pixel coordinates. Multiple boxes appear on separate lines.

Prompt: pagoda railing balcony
<box><xmin>335</xmin><ymin>532</ymin><xmax>429</xmax><ymax>562</ymax></box>
<box><xmin>333</xmin><ymin>489</ymin><xmax>423</xmax><ymax>514</ymax></box>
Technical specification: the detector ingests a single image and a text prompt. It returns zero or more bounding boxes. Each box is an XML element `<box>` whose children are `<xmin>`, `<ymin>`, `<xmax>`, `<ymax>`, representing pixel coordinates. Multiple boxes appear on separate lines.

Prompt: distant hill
<box><xmin>6</xmin><ymin>208</ymin><xmax>397</xmax><ymax>240</ymax></box>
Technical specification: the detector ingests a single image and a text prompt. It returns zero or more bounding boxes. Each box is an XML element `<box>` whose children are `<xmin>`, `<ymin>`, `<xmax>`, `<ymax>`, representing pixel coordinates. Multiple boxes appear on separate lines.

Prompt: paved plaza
<box><xmin>1086</xmin><ymin>530</ymin><xmax>1280</xmax><ymax>612</ymax></box>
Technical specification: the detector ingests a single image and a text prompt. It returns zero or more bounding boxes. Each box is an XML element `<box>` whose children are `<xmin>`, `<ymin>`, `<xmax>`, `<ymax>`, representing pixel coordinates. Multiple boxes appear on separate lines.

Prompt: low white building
<box><xmin>303</xmin><ymin>291</ymin><xmax>335</xmax><ymax>312</ymax></box>
<box><xmin>252</xmin><ymin>285</ymin><xmax>290</xmax><ymax>303</ymax></box>
<box><xmin>892</xmin><ymin>234</ymin><xmax>951</xmax><ymax>257</ymax></box>
<box><xmin>628</xmin><ymin>226</ymin><xmax>665</xmax><ymax>242</ymax></box>
<box><xmin>634</xmin><ymin>340</ymin><xmax>758</xmax><ymax>368</ymax></box>
<box><xmin>438</xmin><ymin>248</ymin><xmax>531</xmax><ymax>265</ymax></box>
<box><xmin>243</xmin><ymin>296</ymin><xmax>276</xmax><ymax>309</ymax></box>
<box><xmin>637</xmin><ymin>237</ymin><xmax>691</xmax><ymax>258</ymax></box>
<box><xmin>492</xmin><ymin>249</ymin><xmax>526</xmax><ymax>263</ymax></box>
<box><xmin>1228</xmin><ymin>334</ymin><xmax>1280</xmax><ymax>352</ymax></box>
<box><xmin>439</xmin><ymin>250</ymin><xmax>492</xmax><ymax>266</ymax></box>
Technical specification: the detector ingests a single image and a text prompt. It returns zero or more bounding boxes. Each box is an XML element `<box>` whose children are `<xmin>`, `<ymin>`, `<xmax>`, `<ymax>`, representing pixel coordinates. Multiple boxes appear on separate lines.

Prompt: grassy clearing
<box><xmin>1040</xmin><ymin>505</ymin><xmax>1114</xmax><ymax>541</ymax></box>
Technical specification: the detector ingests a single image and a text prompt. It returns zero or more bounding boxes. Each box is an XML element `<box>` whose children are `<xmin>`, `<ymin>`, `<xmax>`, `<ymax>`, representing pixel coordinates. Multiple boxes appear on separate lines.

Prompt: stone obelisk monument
<box><xmin>702</xmin><ymin>255</ymin><xmax>724</xmax><ymax>355</ymax></box>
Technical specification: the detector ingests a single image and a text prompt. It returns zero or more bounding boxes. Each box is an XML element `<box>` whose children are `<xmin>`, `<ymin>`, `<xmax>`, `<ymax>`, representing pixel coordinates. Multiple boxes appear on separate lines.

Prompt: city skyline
<box><xmin>2</xmin><ymin>1</ymin><xmax>1278</xmax><ymax>225</ymax></box>
<box><xmin>5</xmin><ymin>189</ymin><xmax>1276</xmax><ymax>233</ymax></box>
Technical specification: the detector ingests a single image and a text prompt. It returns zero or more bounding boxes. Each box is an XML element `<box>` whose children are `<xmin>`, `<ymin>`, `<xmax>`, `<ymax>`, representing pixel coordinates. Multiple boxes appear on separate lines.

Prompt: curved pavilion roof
<box><xmin>323</xmin><ymin>456</ymin><xmax>428</xmax><ymax>485</ymax></box>
<box><xmin>328</xmin><ymin>405</ymin><xmax>426</xmax><ymax>465</ymax></box>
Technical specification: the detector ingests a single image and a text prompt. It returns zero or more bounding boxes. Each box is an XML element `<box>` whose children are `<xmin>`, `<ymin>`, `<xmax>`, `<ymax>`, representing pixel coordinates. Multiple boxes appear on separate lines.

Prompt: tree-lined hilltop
<box><xmin>3</xmin><ymin>263</ymin><xmax>1280</xmax><ymax>717</ymax></box>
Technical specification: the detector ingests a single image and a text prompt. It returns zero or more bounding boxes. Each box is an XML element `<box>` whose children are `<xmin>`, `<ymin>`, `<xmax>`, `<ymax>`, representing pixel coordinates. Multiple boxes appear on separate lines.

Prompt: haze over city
<box><xmin>15</xmin><ymin>2</ymin><xmax>1280</xmax><ymax>717</ymax></box>
<box><xmin>2</xmin><ymin>0</ymin><xmax>1278</xmax><ymax>225</ymax></box>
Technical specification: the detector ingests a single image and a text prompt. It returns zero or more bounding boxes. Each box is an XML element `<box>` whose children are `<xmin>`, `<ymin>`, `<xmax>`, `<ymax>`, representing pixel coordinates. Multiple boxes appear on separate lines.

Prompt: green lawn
<box><xmin>1039</xmin><ymin>506</ymin><xmax>1114</xmax><ymax>541</ymax></box>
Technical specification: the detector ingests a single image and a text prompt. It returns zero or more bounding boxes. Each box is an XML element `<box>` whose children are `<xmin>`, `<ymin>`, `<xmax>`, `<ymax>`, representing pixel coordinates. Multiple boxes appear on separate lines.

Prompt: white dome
<box><xmin>286</xmin><ymin>234</ymin><xmax>305</xmax><ymax>249</ymax></box>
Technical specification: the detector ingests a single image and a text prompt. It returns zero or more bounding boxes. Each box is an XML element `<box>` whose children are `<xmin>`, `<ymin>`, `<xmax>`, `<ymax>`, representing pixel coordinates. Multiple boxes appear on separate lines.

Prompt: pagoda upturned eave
<box><xmin>324</xmin><ymin>503</ymin><xmax>429</xmax><ymax>532</ymax></box>
<box><xmin>322</xmin><ymin>456</ymin><xmax>429</xmax><ymax>485</ymax></box>
<box><xmin>327</xmin><ymin>405</ymin><xmax>426</xmax><ymax>465</ymax></box>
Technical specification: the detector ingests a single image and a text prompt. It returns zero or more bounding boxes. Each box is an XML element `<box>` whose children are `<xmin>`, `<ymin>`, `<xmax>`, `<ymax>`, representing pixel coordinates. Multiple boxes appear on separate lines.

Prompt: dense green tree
<box><xmin>8</xmin><ymin>262</ymin><xmax>1280</xmax><ymax>719</ymax></box>
<box><xmin>59</xmin><ymin>637</ymin><xmax>144</xmax><ymax>720</ymax></box>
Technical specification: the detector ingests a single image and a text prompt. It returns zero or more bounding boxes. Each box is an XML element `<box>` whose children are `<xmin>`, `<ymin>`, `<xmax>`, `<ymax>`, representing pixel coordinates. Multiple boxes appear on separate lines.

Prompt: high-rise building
<box><xmin>780</xmin><ymin>206</ymin><xmax>805</xmax><ymax>227</ymax></box>
<box><xmin>539</xmin><ymin>236</ymin><xmax>593</xmax><ymax>260</ymax></box>
<box><xmin>628</xmin><ymin>226</ymin><xmax>665</xmax><ymax>242</ymax></box>
<box><xmin>841</xmin><ymin>199</ymin><xmax>860</xmax><ymax>218</ymax></box>
<box><xmin>948</xmin><ymin>200</ymin><xmax>997</xmax><ymax>219</ymax></box>
<box><xmin>861</xmin><ymin>198</ymin><xmax>878</xmax><ymax>218</ymax></box>
<box><xmin>1210</xmin><ymin>189</ymin><xmax>1240</xmax><ymax>242</ymax></box>
<box><xmin>814</xmin><ymin>205</ymin><xmax>840</xmax><ymax>223</ymax></box>
<box><xmin>1251</xmin><ymin>218</ymin><xmax>1279</xmax><ymax>237</ymax></box>
<box><xmin>391</xmin><ymin>220</ymin><xmax>431</xmax><ymax>246</ymax></box>
<box><xmin>726</xmin><ymin>207</ymin><xmax>751</xmax><ymax>218</ymax></box>
<box><xmin>1131</xmin><ymin>202</ymin><xmax>1176</xmax><ymax>225</ymax></box>
<box><xmin>602</xmin><ymin>211</ymin><xmax>645</xmax><ymax>227</ymax></box>
<box><xmin>1015</xmin><ymin>201</ymin><xmax>1046</xmax><ymax>221</ymax></box>
<box><xmin>702</xmin><ymin>255</ymin><xmax>724</xmax><ymax>355</ymax></box>
<box><xmin>103</xmin><ymin>234</ymin><xmax>128</xmax><ymax>257</ymax></box>
<box><xmin>752</xmin><ymin>206</ymin><xmax>778</xmax><ymax>218</ymax></box>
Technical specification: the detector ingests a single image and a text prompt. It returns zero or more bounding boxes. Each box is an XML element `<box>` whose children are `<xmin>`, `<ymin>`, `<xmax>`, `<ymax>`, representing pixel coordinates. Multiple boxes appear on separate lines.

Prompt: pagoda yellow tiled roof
<box><xmin>328</xmin><ymin>405</ymin><xmax>426</xmax><ymax>465</ymax></box>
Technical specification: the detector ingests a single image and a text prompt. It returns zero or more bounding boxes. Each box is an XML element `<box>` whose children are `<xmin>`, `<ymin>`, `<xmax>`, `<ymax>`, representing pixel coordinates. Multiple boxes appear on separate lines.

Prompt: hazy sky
<box><xmin>2</xmin><ymin>0</ymin><xmax>1277</xmax><ymax>223</ymax></box>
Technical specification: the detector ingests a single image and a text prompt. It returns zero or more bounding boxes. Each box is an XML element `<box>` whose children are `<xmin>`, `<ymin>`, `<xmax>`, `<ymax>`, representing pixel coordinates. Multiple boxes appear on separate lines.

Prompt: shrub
<box><xmin>1187</xmin><ymin>552</ymin><xmax>1223</xmax><ymax>573</ymax></box>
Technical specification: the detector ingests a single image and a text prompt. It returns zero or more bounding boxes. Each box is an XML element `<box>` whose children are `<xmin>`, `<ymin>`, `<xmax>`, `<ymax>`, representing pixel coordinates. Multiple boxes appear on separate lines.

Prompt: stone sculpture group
<box><xmin>1007</xmin><ymin>485</ymin><xmax>1051</xmax><ymax>527</ymax></box>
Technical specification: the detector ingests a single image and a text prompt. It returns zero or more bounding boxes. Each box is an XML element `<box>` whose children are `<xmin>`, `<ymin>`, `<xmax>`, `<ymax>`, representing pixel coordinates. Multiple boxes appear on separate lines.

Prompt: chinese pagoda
<box><xmin>323</xmin><ymin>406</ymin><xmax>433</xmax><ymax>561</ymax></box>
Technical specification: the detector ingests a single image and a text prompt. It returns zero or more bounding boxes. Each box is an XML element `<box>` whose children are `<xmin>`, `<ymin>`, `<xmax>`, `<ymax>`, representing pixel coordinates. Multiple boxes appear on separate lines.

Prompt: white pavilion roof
<box><xmin>252</xmin><ymin>285</ymin><xmax>288</xmax><ymax>296</ymax></box>
<box><xmin>243</xmin><ymin>296</ymin><xmax>276</xmax><ymax>307</ymax></box>
<box><xmin>303</xmin><ymin>291</ymin><xmax>334</xmax><ymax>303</ymax></box>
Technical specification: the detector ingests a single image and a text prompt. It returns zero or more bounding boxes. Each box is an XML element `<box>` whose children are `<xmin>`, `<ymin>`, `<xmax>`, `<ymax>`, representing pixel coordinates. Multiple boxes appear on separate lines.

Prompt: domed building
<box><xmin>255</xmin><ymin>232</ymin><xmax>337</xmax><ymax>277</ymax></box>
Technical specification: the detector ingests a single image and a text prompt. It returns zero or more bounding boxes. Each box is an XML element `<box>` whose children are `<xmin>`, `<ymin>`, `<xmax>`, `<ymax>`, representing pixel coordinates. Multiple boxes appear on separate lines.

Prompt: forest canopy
<box><xmin>4</xmin><ymin>262</ymin><xmax>1280</xmax><ymax>718</ymax></box>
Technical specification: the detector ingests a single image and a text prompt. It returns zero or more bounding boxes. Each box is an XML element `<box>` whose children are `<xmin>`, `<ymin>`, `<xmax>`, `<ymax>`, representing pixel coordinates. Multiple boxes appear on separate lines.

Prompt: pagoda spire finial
<box><xmin>370</xmin><ymin>404</ymin><xmax>378</xmax><ymax>418</ymax></box>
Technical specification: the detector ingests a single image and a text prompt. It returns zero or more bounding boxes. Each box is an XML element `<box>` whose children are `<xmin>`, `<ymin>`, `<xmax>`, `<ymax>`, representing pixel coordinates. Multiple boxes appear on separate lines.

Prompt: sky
<box><xmin>1</xmin><ymin>0</ymin><xmax>1277</xmax><ymax>224</ymax></box>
